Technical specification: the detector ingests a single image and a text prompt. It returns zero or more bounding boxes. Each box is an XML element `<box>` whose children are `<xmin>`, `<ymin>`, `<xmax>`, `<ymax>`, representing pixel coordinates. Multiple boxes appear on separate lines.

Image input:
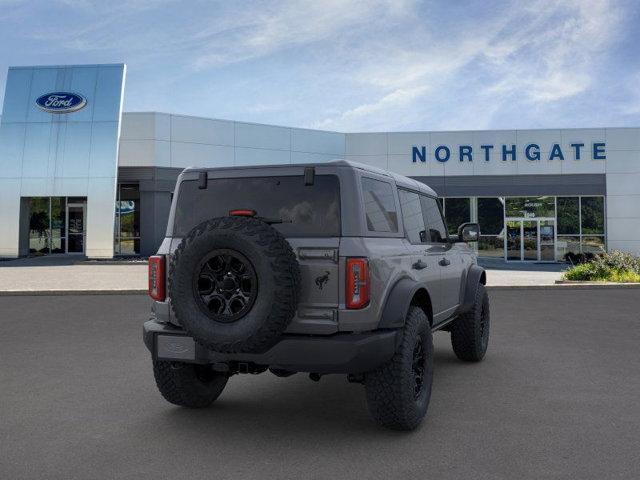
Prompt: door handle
<box><xmin>412</xmin><ymin>260</ymin><xmax>428</xmax><ymax>270</ymax></box>
<box><xmin>439</xmin><ymin>257</ymin><xmax>451</xmax><ymax>267</ymax></box>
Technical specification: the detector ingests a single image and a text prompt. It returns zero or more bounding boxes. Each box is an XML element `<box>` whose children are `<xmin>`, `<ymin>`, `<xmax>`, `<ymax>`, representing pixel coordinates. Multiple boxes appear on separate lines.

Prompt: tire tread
<box><xmin>450</xmin><ymin>283</ymin><xmax>490</xmax><ymax>362</ymax></box>
<box><xmin>364</xmin><ymin>307</ymin><xmax>433</xmax><ymax>431</ymax></box>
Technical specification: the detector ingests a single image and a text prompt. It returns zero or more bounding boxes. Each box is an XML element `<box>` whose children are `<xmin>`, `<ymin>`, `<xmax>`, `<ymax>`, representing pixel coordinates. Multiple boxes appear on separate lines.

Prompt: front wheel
<box><xmin>364</xmin><ymin>306</ymin><xmax>434</xmax><ymax>431</ymax></box>
<box><xmin>153</xmin><ymin>360</ymin><xmax>228</xmax><ymax>408</ymax></box>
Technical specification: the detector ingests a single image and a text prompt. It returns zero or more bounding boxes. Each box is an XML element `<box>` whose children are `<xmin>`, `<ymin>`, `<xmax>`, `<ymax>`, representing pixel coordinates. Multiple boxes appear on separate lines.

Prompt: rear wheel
<box><xmin>364</xmin><ymin>307</ymin><xmax>434</xmax><ymax>431</ymax></box>
<box><xmin>153</xmin><ymin>360</ymin><xmax>228</xmax><ymax>408</ymax></box>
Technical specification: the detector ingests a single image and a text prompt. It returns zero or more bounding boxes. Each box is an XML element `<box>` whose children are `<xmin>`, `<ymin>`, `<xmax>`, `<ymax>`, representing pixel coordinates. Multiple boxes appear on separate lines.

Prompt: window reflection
<box><xmin>443</xmin><ymin>198</ymin><xmax>470</xmax><ymax>235</ymax></box>
<box><xmin>478</xmin><ymin>198</ymin><xmax>504</xmax><ymax>235</ymax></box>
<box><xmin>505</xmin><ymin>196</ymin><xmax>555</xmax><ymax>218</ymax></box>
<box><xmin>27</xmin><ymin>196</ymin><xmax>85</xmax><ymax>255</ymax></box>
<box><xmin>557</xmin><ymin>197</ymin><xmax>579</xmax><ymax>235</ymax></box>
<box><xmin>398</xmin><ymin>190</ymin><xmax>426</xmax><ymax>244</ymax></box>
<box><xmin>581</xmin><ymin>197</ymin><xmax>605</xmax><ymax>234</ymax></box>
<box><xmin>114</xmin><ymin>184</ymin><xmax>141</xmax><ymax>255</ymax></box>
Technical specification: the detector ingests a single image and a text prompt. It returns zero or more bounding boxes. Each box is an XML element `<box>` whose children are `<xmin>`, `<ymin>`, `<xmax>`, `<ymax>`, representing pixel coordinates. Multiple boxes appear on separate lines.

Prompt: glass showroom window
<box><xmin>477</xmin><ymin>197</ymin><xmax>504</xmax><ymax>258</ymax></box>
<box><xmin>505</xmin><ymin>196</ymin><xmax>555</xmax><ymax>218</ymax></box>
<box><xmin>581</xmin><ymin>197</ymin><xmax>605</xmax><ymax>254</ymax></box>
<box><xmin>442</xmin><ymin>198</ymin><xmax>471</xmax><ymax>235</ymax></box>
<box><xmin>28</xmin><ymin>197</ymin><xmax>67</xmax><ymax>254</ymax></box>
<box><xmin>556</xmin><ymin>196</ymin><xmax>606</xmax><ymax>258</ymax></box>
<box><xmin>50</xmin><ymin>197</ymin><xmax>66</xmax><ymax>254</ymax></box>
<box><xmin>557</xmin><ymin>197</ymin><xmax>580</xmax><ymax>259</ymax></box>
<box><xmin>28</xmin><ymin>198</ymin><xmax>51</xmax><ymax>254</ymax></box>
<box><xmin>114</xmin><ymin>184</ymin><xmax>141</xmax><ymax>255</ymax></box>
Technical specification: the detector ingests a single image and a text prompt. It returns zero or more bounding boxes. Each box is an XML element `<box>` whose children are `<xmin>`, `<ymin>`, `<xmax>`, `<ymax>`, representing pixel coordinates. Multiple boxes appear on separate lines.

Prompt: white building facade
<box><xmin>1</xmin><ymin>64</ymin><xmax>639</xmax><ymax>260</ymax></box>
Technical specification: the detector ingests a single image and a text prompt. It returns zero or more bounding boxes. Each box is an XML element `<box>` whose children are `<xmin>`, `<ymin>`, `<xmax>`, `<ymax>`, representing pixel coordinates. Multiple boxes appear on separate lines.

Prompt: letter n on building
<box><xmin>412</xmin><ymin>146</ymin><xmax>426</xmax><ymax>163</ymax></box>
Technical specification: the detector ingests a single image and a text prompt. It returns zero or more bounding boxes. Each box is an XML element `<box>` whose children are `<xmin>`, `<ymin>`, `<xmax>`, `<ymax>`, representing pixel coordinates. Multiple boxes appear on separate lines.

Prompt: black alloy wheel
<box><xmin>193</xmin><ymin>249</ymin><xmax>258</xmax><ymax>323</ymax></box>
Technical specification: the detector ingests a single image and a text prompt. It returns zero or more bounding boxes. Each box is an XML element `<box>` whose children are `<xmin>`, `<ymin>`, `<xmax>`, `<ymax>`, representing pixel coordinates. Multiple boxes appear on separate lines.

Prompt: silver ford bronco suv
<box><xmin>144</xmin><ymin>160</ymin><xmax>489</xmax><ymax>430</ymax></box>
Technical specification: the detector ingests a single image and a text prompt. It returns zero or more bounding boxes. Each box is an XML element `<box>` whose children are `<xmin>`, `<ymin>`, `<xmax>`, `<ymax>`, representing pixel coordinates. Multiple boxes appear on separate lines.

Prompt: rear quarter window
<box><xmin>173</xmin><ymin>175</ymin><xmax>341</xmax><ymax>237</ymax></box>
<box><xmin>361</xmin><ymin>177</ymin><xmax>398</xmax><ymax>233</ymax></box>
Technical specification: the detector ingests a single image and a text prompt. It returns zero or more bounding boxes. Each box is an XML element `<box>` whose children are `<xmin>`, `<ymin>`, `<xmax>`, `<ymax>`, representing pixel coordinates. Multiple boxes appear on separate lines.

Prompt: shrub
<box><xmin>563</xmin><ymin>252</ymin><xmax>595</xmax><ymax>265</ymax></box>
<box><xmin>563</xmin><ymin>250</ymin><xmax>640</xmax><ymax>282</ymax></box>
<box><xmin>594</xmin><ymin>250</ymin><xmax>640</xmax><ymax>273</ymax></box>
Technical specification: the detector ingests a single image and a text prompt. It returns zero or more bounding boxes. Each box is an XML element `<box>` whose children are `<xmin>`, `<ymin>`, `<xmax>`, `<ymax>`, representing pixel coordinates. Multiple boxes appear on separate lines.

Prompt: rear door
<box><xmin>286</xmin><ymin>237</ymin><xmax>341</xmax><ymax>334</ymax></box>
<box><xmin>398</xmin><ymin>189</ymin><xmax>443</xmax><ymax>319</ymax></box>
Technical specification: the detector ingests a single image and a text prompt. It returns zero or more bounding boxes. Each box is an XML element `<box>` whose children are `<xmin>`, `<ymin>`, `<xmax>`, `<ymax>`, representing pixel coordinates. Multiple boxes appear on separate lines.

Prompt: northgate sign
<box><xmin>411</xmin><ymin>142</ymin><xmax>606</xmax><ymax>163</ymax></box>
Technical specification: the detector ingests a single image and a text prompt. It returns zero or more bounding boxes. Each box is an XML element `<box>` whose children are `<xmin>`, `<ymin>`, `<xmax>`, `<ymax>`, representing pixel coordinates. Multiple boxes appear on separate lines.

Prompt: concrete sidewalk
<box><xmin>0</xmin><ymin>257</ymin><xmax>147</xmax><ymax>294</ymax></box>
<box><xmin>479</xmin><ymin>257</ymin><xmax>566</xmax><ymax>286</ymax></box>
<box><xmin>0</xmin><ymin>255</ymin><xmax>568</xmax><ymax>294</ymax></box>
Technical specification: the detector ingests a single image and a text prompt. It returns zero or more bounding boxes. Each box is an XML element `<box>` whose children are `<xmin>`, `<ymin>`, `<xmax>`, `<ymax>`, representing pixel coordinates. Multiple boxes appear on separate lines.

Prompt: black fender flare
<box><xmin>378</xmin><ymin>277</ymin><xmax>429</xmax><ymax>329</ymax></box>
<box><xmin>459</xmin><ymin>265</ymin><xmax>486</xmax><ymax>314</ymax></box>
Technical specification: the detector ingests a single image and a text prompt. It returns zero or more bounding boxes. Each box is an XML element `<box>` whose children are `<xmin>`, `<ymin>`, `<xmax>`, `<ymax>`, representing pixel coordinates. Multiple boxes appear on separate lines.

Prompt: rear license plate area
<box><xmin>156</xmin><ymin>335</ymin><xmax>196</xmax><ymax>361</ymax></box>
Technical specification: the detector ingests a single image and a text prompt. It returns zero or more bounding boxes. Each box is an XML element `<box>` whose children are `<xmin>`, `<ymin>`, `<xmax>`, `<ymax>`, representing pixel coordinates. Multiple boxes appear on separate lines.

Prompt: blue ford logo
<box><xmin>35</xmin><ymin>92</ymin><xmax>87</xmax><ymax>114</ymax></box>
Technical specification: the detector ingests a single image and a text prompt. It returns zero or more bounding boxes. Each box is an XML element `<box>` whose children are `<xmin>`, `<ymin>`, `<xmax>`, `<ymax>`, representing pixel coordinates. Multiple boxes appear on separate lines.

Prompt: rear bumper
<box><xmin>143</xmin><ymin>319</ymin><xmax>399</xmax><ymax>374</ymax></box>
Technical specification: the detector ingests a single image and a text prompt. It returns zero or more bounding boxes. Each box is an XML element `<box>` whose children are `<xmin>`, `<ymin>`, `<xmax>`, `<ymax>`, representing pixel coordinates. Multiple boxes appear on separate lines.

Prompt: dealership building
<box><xmin>1</xmin><ymin>63</ymin><xmax>639</xmax><ymax>261</ymax></box>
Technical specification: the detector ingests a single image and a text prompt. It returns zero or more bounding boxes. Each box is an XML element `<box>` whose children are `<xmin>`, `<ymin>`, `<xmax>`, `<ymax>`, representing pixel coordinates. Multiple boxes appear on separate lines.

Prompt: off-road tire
<box><xmin>364</xmin><ymin>307</ymin><xmax>434</xmax><ymax>431</ymax></box>
<box><xmin>153</xmin><ymin>360</ymin><xmax>228</xmax><ymax>408</ymax></box>
<box><xmin>450</xmin><ymin>283</ymin><xmax>490</xmax><ymax>362</ymax></box>
<box><xmin>169</xmin><ymin>216</ymin><xmax>301</xmax><ymax>353</ymax></box>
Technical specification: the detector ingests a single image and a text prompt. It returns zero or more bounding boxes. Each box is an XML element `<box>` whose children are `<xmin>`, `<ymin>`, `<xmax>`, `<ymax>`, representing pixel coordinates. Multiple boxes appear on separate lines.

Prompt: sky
<box><xmin>0</xmin><ymin>0</ymin><xmax>639</xmax><ymax>132</ymax></box>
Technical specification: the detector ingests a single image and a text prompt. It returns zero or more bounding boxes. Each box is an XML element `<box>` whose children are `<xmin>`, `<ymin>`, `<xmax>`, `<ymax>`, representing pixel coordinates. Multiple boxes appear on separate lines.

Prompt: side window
<box><xmin>361</xmin><ymin>177</ymin><xmax>398</xmax><ymax>233</ymax></box>
<box><xmin>420</xmin><ymin>195</ymin><xmax>448</xmax><ymax>243</ymax></box>
<box><xmin>398</xmin><ymin>189</ymin><xmax>427</xmax><ymax>244</ymax></box>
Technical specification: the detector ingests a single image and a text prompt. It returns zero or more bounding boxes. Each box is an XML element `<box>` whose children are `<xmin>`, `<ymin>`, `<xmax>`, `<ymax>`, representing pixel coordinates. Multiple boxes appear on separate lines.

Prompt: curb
<box><xmin>1</xmin><ymin>284</ymin><xmax>640</xmax><ymax>296</ymax></box>
<box><xmin>0</xmin><ymin>289</ymin><xmax>147</xmax><ymax>296</ymax></box>
<box><xmin>555</xmin><ymin>280</ymin><xmax>640</xmax><ymax>286</ymax></box>
<box><xmin>487</xmin><ymin>283</ymin><xmax>640</xmax><ymax>290</ymax></box>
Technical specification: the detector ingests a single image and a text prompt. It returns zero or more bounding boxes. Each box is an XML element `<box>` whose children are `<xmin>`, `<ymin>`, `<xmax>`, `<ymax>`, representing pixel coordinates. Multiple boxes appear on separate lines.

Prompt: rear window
<box><xmin>173</xmin><ymin>175</ymin><xmax>341</xmax><ymax>237</ymax></box>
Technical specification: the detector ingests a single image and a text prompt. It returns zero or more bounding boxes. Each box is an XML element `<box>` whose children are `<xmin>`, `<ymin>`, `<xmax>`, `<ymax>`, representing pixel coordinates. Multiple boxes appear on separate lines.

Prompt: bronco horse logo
<box><xmin>315</xmin><ymin>271</ymin><xmax>330</xmax><ymax>290</ymax></box>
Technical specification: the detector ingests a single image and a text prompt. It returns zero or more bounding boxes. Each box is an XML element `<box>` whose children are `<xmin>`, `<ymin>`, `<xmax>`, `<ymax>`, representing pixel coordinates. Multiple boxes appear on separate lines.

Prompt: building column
<box><xmin>0</xmin><ymin>180</ymin><xmax>21</xmax><ymax>258</ymax></box>
<box><xmin>18</xmin><ymin>197</ymin><xmax>31</xmax><ymax>256</ymax></box>
<box><xmin>139</xmin><ymin>183</ymin><xmax>173</xmax><ymax>256</ymax></box>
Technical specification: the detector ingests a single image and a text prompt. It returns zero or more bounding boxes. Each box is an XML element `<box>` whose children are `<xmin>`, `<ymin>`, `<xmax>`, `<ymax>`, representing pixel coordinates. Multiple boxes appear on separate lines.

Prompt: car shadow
<box><xmin>139</xmin><ymin>344</ymin><xmax>472</xmax><ymax>440</ymax></box>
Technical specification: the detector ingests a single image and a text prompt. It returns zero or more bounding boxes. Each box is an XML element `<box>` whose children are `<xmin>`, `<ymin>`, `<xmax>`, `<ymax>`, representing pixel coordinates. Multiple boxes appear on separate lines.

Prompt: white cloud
<box><xmin>191</xmin><ymin>0</ymin><xmax>413</xmax><ymax>69</ymax></box>
<box><xmin>314</xmin><ymin>0</ymin><xmax>625</xmax><ymax>130</ymax></box>
<box><xmin>313</xmin><ymin>85</ymin><xmax>428</xmax><ymax>130</ymax></box>
<box><xmin>2</xmin><ymin>0</ymin><xmax>630</xmax><ymax>130</ymax></box>
<box><xmin>482</xmin><ymin>0</ymin><xmax>621</xmax><ymax>103</ymax></box>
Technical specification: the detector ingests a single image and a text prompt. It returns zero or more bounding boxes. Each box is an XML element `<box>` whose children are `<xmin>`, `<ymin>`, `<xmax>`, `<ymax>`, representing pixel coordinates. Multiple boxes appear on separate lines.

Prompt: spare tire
<box><xmin>169</xmin><ymin>216</ymin><xmax>301</xmax><ymax>353</ymax></box>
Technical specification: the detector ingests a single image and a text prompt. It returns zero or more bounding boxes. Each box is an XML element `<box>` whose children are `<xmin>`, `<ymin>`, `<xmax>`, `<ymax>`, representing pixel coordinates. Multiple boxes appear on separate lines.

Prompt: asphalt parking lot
<box><xmin>1</xmin><ymin>289</ymin><xmax>639</xmax><ymax>480</ymax></box>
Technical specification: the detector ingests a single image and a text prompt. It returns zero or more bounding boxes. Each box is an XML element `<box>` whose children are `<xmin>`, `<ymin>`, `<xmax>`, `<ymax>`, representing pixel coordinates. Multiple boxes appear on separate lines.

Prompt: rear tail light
<box><xmin>148</xmin><ymin>255</ymin><xmax>166</xmax><ymax>301</ymax></box>
<box><xmin>346</xmin><ymin>258</ymin><xmax>369</xmax><ymax>309</ymax></box>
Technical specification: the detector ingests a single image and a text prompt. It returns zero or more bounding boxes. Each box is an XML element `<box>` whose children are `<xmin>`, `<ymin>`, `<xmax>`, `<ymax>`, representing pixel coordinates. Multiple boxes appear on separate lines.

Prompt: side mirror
<box><xmin>457</xmin><ymin>222</ymin><xmax>480</xmax><ymax>242</ymax></box>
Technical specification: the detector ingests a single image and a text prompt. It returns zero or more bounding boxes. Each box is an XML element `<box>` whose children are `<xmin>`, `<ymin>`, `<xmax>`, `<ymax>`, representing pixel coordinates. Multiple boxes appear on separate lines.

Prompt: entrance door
<box><xmin>506</xmin><ymin>220</ymin><xmax>522</xmax><ymax>260</ymax></box>
<box><xmin>540</xmin><ymin>221</ymin><xmax>555</xmax><ymax>261</ymax></box>
<box><xmin>66</xmin><ymin>203</ymin><xmax>86</xmax><ymax>254</ymax></box>
<box><xmin>504</xmin><ymin>219</ymin><xmax>556</xmax><ymax>261</ymax></box>
<box><xmin>523</xmin><ymin>220</ymin><xmax>538</xmax><ymax>261</ymax></box>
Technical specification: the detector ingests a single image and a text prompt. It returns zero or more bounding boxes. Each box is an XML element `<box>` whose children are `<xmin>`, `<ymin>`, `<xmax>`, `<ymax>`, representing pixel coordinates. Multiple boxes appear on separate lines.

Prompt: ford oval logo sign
<box><xmin>35</xmin><ymin>92</ymin><xmax>87</xmax><ymax>114</ymax></box>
